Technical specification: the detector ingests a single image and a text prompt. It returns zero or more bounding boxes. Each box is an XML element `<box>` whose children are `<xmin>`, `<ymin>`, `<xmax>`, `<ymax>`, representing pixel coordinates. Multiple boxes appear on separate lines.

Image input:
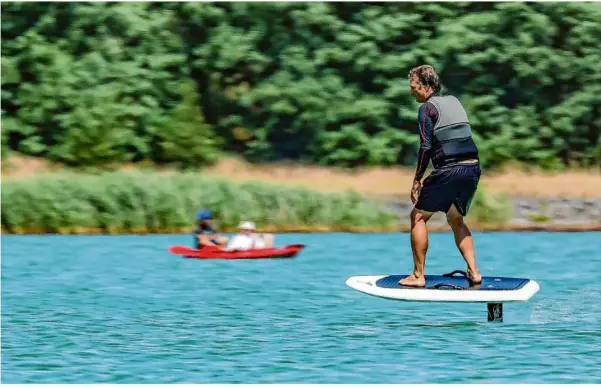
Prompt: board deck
<box><xmin>346</xmin><ymin>271</ymin><xmax>540</xmax><ymax>303</ymax></box>
<box><xmin>375</xmin><ymin>274</ymin><xmax>529</xmax><ymax>290</ymax></box>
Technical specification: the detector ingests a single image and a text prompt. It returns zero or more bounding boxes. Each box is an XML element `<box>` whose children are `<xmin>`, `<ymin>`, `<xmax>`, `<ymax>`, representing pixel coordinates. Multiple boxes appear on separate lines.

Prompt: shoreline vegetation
<box><xmin>2</xmin><ymin>158</ymin><xmax>599</xmax><ymax>235</ymax></box>
<box><xmin>3</xmin><ymin>156</ymin><xmax>601</xmax><ymax>199</ymax></box>
<box><xmin>3</xmin><ymin>3</ymin><xmax>599</xmax><ymax>235</ymax></box>
<box><xmin>2</xmin><ymin>225</ymin><xmax>600</xmax><ymax>236</ymax></box>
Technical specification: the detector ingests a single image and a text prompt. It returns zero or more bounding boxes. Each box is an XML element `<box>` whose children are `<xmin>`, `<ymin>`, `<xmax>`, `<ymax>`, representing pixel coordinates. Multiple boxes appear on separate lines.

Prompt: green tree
<box><xmin>155</xmin><ymin>81</ymin><xmax>221</xmax><ymax>167</ymax></box>
<box><xmin>1</xmin><ymin>2</ymin><xmax>600</xmax><ymax>169</ymax></box>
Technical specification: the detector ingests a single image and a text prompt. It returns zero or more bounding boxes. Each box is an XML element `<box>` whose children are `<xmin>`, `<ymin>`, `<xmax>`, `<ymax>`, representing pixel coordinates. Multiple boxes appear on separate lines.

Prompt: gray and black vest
<box><xmin>428</xmin><ymin>95</ymin><xmax>479</xmax><ymax>168</ymax></box>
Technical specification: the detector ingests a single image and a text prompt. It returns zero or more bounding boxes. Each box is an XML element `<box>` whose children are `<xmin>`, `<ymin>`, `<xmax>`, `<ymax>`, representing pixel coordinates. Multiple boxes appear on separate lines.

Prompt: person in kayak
<box><xmin>194</xmin><ymin>210</ymin><xmax>228</xmax><ymax>249</ymax></box>
<box><xmin>399</xmin><ymin>64</ymin><xmax>482</xmax><ymax>287</ymax></box>
<box><xmin>226</xmin><ymin>221</ymin><xmax>274</xmax><ymax>251</ymax></box>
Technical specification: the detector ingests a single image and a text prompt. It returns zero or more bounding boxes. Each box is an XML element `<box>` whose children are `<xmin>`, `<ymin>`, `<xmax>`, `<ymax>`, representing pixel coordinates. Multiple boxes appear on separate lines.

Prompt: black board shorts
<box><xmin>415</xmin><ymin>163</ymin><xmax>481</xmax><ymax>216</ymax></box>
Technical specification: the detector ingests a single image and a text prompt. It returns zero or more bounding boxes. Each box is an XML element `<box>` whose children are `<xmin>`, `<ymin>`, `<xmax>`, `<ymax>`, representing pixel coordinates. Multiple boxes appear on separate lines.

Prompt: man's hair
<box><xmin>408</xmin><ymin>65</ymin><xmax>441</xmax><ymax>93</ymax></box>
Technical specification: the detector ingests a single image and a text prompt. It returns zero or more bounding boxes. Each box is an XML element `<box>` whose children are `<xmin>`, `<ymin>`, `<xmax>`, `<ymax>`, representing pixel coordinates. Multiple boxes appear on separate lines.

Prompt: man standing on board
<box><xmin>400</xmin><ymin>65</ymin><xmax>482</xmax><ymax>287</ymax></box>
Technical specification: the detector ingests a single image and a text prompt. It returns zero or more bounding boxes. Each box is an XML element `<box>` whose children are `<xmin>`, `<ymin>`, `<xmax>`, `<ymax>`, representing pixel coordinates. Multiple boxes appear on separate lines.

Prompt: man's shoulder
<box><xmin>420</xmin><ymin>100</ymin><xmax>439</xmax><ymax>115</ymax></box>
<box><xmin>428</xmin><ymin>94</ymin><xmax>466</xmax><ymax>111</ymax></box>
<box><xmin>430</xmin><ymin>94</ymin><xmax>462</xmax><ymax>104</ymax></box>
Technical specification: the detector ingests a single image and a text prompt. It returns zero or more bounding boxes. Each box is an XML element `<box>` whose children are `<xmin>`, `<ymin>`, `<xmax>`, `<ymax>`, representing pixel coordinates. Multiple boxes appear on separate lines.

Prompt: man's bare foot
<box><xmin>399</xmin><ymin>274</ymin><xmax>426</xmax><ymax>287</ymax></box>
<box><xmin>467</xmin><ymin>269</ymin><xmax>482</xmax><ymax>284</ymax></box>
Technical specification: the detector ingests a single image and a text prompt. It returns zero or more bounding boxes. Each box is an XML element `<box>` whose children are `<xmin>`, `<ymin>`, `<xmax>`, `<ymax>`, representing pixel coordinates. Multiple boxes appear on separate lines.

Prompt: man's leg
<box><xmin>399</xmin><ymin>208</ymin><xmax>433</xmax><ymax>287</ymax></box>
<box><xmin>446</xmin><ymin>204</ymin><xmax>481</xmax><ymax>284</ymax></box>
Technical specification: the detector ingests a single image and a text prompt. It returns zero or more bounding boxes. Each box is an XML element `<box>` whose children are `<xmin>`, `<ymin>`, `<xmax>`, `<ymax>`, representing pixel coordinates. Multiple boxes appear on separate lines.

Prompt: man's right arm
<box><xmin>198</xmin><ymin>234</ymin><xmax>217</xmax><ymax>247</ymax></box>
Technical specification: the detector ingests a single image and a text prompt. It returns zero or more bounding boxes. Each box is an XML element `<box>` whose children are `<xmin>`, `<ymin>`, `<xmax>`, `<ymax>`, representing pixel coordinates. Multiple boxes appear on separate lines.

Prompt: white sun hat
<box><xmin>238</xmin><ymin>221</ymin><xmax>256</xmax><ymax>231</ymax></box>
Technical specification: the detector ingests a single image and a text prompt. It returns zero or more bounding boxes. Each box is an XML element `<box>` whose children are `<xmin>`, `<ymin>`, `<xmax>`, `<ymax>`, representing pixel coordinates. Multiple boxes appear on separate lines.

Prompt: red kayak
<box><xmin>168</xmin><ymin>244</ymin><xmax>305</xmax><ymax>260</ymax></box>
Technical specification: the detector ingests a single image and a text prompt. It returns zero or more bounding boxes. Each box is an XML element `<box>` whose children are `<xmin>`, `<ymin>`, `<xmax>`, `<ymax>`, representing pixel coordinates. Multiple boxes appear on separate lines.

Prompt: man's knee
<box><xmin>446</xmin><ymin>208</ymin><xmax>464</xmax><ymax>228</ymax></box>
<box><xmin>410</xmin><ymin>208</ymin><xmax>421</xmax><ymax>222</ymax></box>
<box><xmin>411</xmin><ymin>208</ymin><xmax>432</xmax><ymax>225</ymax></box>
<box><xmin>447</xmin><ymin>214</ymin><xmax>462</xmax><ymax>227</ymax></box>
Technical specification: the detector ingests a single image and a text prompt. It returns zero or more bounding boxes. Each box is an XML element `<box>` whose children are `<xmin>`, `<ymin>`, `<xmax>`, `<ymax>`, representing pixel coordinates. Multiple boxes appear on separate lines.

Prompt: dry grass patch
<box><xmin>3</xmin><ymin>155</ymin><xmax>599</xmax><ymax>199</ymax></box>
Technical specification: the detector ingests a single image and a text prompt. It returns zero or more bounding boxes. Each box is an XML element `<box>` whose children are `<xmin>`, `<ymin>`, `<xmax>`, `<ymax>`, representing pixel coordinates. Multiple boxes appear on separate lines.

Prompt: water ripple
<box><xmin>2</xmin><ymin>232</ymin><xmax>600</xmax><ymax>383</ymax></box>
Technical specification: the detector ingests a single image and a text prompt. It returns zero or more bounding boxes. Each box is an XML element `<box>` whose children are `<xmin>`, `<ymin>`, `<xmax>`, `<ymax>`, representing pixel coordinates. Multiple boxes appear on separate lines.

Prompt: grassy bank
<box><xmin>3</xmin><ymin>167</ymin><xmax>597</xmax><ymax>235</ymax></box>
<box><xmin>4</xmin><ymin>155</ymin><xmax>601</xmax><ymax>199</ymax></box>
<box><xmin>0</xmin><ymin>170</ymin><xmax>521</xmax><ymax>234</ymax></box>
<box><xmin>1</xmin><ymin>171</ymin><xmax>402</xmax><ymax>234</ymax></box>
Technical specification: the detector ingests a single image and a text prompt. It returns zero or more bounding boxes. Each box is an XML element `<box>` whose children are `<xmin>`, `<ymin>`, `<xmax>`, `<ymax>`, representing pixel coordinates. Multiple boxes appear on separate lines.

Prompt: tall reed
<box><xmin>1</xmin><ymin>171</ymin><xmax>399</xmax><ymax>234</ymax></box>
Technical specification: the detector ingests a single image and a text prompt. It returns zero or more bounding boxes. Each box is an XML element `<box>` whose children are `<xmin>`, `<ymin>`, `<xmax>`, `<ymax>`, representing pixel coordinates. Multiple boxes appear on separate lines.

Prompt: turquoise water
<box><xmin>2</xmin><ymin>232</ymin><xmax>600</xmax><ymax>383</ymax></box>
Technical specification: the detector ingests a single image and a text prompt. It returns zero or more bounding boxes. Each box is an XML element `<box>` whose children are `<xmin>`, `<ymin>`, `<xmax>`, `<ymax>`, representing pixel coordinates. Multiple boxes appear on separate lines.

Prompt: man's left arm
<box><xmin>411</xmin><ymin>103</ymin><xmax>436</xmax><ymax>203</ymax></box>
<box><xmin>414</xmin><ymin>103</ymin><xmax>435</xmax><ymax>183</ymax></box>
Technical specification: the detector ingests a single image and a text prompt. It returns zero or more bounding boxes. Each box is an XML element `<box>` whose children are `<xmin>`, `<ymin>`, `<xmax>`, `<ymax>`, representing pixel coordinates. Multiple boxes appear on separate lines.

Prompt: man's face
<box><xmin>200</xmin><ymin>219</ymin><xmax>213</xmax><ymax>228</ymax></box>
<box><xmin>409</xmin><ymin>76</ymin><xmax>432</xmax><ymax>103</ymax></box>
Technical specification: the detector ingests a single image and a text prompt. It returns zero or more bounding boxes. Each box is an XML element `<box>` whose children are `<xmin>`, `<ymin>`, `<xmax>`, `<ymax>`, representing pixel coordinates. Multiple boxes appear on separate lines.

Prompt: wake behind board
<box><xmin>346</xmin><ymin>270</ymin><xmax>540</xmax><ymax>303</ymax></box>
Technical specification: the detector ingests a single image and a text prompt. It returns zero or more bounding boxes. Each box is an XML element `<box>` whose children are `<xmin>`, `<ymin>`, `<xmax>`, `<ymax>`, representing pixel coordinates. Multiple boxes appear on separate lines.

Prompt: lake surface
<box><xmin>2</xmin><ymin>232</ymin><xmax>600</xmax><ymax>383</ymax></box>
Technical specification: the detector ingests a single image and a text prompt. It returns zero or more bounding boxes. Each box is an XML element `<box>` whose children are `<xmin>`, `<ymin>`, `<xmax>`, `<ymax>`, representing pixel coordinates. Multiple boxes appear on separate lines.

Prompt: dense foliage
<box><xmin>2</xmin><ymin>2</ymin><xmax>600</xmax><ymax>169</ymax></box>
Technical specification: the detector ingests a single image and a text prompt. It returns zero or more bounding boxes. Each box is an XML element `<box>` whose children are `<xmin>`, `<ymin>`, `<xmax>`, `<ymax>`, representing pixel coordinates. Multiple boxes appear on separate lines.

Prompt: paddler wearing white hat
<box><xmin>225</xmin><ymin>220</ymin><xmax>274</xmax><ymax>251</ymax></box>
